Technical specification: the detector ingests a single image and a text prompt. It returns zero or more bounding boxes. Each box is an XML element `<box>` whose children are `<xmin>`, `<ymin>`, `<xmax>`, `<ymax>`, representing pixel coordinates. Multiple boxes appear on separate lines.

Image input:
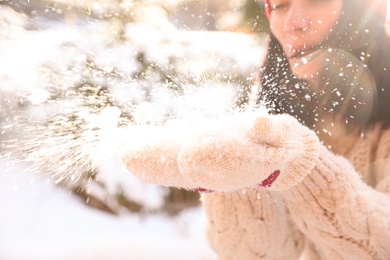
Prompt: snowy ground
<box><xmin>0</xmin><ymin>160</ymin><xmax>217</xmax><ymax>260</ymax></box>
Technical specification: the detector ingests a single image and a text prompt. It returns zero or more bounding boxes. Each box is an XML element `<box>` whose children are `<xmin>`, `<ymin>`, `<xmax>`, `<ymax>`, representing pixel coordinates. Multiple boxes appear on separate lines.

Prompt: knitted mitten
<box><xmin>122</xmin><ymin>112</ymin><xmax>320</xmax><ymax>191</ymax></box>
<box><xmin>121</xmin><ymin>121</ymin><xmax>196</xmax><ymax>189</ymax></box>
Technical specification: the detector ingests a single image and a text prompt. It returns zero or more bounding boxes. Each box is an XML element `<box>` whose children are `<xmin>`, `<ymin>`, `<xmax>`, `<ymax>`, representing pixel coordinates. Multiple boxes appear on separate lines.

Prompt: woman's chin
<box><xmin>287</xmin><ymin>49</ymin><xmax>326</xmax><ymax>81</ymax></box>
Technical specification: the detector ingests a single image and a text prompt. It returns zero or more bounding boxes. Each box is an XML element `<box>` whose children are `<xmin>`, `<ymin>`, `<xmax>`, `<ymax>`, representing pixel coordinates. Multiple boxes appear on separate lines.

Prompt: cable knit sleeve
<box><xmin>374</xmin><ymin>129</ymin><xmax>390</xmax><ymax>193</ymax></box>
<box><xmin>203</xmin><ymin>189</ymin><xmax>304</xmax><ymax>260</ymax></box>
<box><xmin>281</xmin><ymin>145</ymin><xmax>390</xmax><ymax>260</ymax></box>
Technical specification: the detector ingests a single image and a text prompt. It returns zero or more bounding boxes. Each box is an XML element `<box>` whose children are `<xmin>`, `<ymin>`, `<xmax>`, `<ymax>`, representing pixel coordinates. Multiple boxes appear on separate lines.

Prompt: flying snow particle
<box><xmin>100</xmin><ymin>106</ymin><xmax>122</xmax><ymax>127</ymax></box>
<box><xmin>27</xmin><ymin>89</ymin><xmax>50</xmax><ymax>104</ymax></box>
<box><xmin>133</xmin><ymin>102</ymin><xmax>156</xmax><ymax>124</ymax></box>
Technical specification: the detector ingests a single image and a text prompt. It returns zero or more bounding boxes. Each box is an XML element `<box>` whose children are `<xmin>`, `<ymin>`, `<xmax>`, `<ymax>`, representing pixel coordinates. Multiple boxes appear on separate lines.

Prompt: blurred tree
<box><xmin>241</xmin><ymin>0</ymin><xmax>269</xmax><ymax>34</ymax></box>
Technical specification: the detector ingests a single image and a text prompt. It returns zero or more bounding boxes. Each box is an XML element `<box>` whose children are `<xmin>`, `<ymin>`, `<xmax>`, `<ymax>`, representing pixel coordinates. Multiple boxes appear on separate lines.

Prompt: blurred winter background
<box><xmin>0</xmin><ymin>0</ymin><xmax>268</xmax><ymax>259</ymax></box>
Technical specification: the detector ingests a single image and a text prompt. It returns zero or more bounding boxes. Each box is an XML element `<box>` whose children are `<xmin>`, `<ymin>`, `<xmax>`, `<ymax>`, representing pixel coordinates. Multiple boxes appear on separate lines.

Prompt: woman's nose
<box><xmin>284</xmin><ymin>4</ymin><xmax>310</xmax><ymax>32</ymax></box>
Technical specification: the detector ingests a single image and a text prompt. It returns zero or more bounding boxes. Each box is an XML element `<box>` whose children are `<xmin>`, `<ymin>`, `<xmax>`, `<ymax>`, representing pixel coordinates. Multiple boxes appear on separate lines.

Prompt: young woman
<box><xmin>122</xmin><ymin>0</ymin><xmax>390</xmax><ymax>259</ymax></box>
<box><xmin>257</xmin><ymin>0</ymin><xmax>390</xmax><ymax>142</ymax></box>
<box><xmin>202</xmin><ymin>0</ymin><xmax>390</xmax><ymax>259</ymax></box>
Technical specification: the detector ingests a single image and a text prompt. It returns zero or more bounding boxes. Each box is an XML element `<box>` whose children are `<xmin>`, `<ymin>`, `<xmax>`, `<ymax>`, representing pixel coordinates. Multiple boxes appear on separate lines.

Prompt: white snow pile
<box><xmin>0</xmin><ymin>160</ymin><xmax>217</xmax><ymax>260</ymax></box>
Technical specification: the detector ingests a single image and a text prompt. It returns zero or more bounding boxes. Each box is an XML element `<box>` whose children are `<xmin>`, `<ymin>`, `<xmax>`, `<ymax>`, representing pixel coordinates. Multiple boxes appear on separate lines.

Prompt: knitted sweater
<box><xmin>203</xmin><ymin>123</ymin><xmax>390</xmax><ymax>260</ymax></box>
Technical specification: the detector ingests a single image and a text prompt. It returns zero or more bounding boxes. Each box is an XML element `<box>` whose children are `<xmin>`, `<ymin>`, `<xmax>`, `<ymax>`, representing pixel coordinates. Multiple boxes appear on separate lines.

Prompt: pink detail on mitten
<box><xmin>257</xmin><ymin>170</ymin><xmax>280</xmax><ymax>188</ymax></box>
<box><xmin>194</xmin><ymin>170</ymin><xmax>280</xmax><ymax>193</ymax></box>
<box><xmin>194</xmin><ymin>187</ymin><xmax>215</xmax><ymax>193</ymax></box>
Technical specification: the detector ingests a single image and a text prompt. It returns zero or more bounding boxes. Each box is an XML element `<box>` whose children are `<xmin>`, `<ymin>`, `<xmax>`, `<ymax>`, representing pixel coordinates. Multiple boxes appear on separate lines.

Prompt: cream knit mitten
<box><xmin>122</xmin><ymin>112</ymin><xmax>320</xmax><ymax>192</ymax></box>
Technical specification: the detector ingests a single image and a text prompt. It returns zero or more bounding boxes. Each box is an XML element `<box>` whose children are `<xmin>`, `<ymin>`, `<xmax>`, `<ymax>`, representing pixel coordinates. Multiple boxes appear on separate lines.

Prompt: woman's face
<box><xmin>270</xmin><ymin>0</ymin><xmax>343</xmax><ymax>69</ymax></box>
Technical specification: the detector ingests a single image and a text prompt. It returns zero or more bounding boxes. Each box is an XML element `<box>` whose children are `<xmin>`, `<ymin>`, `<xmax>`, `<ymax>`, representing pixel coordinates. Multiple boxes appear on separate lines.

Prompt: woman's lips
<box><xmin>287</xmin><ymin>44</ymin><xmax>321</xmax><ymax>59</ymax></box>
<box><xmin>288</xmin><ymin>49</ymin><xmax>309</xmax><ymax>58</ymax></box>
<box><xmin>286</xmin><ymin>44</ymin><xmax>307</xmax><ymax>56</ymax></box>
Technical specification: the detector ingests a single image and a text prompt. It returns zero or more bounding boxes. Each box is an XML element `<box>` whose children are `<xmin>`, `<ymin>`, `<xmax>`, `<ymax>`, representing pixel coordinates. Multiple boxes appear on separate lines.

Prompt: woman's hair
<box><xmin>257</xmin><ymin>0</ymin><xmax>390</xmax><ymax>131</ymax></box>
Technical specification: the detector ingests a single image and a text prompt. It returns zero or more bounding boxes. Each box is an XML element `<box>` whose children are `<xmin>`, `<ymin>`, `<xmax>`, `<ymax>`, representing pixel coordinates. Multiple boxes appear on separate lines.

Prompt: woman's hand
<box><xmin>122</xmin><ymin>112</ymin><xmax>320</xmax><ymax>192</ymax></box>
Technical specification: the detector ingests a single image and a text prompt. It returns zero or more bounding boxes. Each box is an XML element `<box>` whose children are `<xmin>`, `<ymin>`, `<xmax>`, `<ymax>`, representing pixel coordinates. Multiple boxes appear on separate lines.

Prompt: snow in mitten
<box><xmin>122</xmin><ymin>111</ymin><xmax>320</xmax><ymax>192</ymax></box>
<box><xmin>178</xmin><ymin>112</ymin><xmax>320</xmax><ymax>191</ymax></box>
<box><xmin>121</xmin><ymin>121</ymin><xmax>195</xmax><ymax>189</ymax></box>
